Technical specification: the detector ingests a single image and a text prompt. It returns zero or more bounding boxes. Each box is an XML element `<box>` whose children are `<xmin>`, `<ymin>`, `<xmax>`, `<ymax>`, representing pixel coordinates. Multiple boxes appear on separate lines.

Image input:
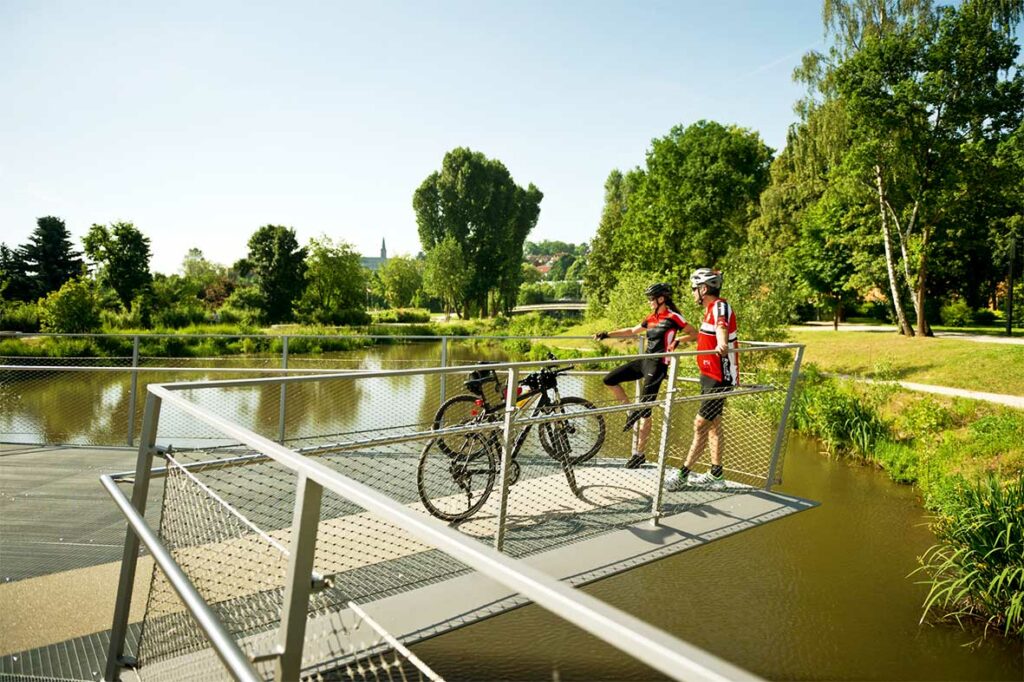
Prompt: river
<box><xmin>412</xmin><ymin>435</ymin><xmax>1024</xmax><ymax>681</ymax></box>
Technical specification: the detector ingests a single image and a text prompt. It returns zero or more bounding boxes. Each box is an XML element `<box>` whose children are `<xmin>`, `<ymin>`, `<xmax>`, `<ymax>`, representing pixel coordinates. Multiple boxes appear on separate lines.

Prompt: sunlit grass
<box><xmin>788</xmin><ymin>330</ymin><xmax>1024</xmax><ymax>396</ymax></box>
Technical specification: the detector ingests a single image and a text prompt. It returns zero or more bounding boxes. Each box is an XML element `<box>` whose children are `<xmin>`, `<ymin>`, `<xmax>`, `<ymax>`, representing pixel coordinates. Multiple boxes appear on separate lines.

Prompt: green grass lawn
<box><xmin>788</xmin><ymin>329</ymin><xmax>1024</xmax><ymax>396</ymax></box>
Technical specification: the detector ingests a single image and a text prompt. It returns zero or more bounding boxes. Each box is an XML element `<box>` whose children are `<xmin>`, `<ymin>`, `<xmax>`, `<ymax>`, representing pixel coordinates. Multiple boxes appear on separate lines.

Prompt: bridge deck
<box><xmin>0</xmin><ymin>445</ymin><xmax>815</xmax><ymax>681</ymax></box>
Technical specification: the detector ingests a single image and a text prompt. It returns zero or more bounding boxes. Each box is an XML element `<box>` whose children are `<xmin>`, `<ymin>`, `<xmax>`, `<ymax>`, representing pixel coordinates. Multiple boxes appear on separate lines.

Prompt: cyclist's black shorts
<box><xmin>698</xmin><ymin>374</ymin><xmax>732</xmax><ymax>421</ymax></box>
<box><xmin>603</xmin><ymin>358</ymin><xmax>667</xmax><ymax>418</ymax></box>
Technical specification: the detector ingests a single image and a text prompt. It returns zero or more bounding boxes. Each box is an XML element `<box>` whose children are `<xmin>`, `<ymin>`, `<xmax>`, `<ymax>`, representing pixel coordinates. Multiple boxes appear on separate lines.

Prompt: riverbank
<box><xmin>791</xmin><ymin>369</ymin><xmax>1023</xmax><ymax>639</ymax></box>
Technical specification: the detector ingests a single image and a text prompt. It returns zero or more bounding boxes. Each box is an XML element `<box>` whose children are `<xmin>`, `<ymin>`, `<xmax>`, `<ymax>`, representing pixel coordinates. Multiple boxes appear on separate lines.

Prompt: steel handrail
<box><xmin>100</xmin><ymin>475</ymin><xmax>262</xmax><ymax>682</ymax></box>
<box><xmin>144</xmin><ymin>382</ymin><xmax>760</xmax><ymax>682</ymax></box>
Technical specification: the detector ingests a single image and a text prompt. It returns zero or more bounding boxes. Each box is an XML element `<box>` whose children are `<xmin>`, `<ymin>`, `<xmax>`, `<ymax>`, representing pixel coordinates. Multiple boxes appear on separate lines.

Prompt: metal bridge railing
<box><xmin>100</xmin><ymin>344</ymin><xmax>802</xmax><ymax>682</ymax></box>
<box><xmin>0</xmin><ymin>331</ymin><xmax>796</xmax><ymax>449</ymax></box>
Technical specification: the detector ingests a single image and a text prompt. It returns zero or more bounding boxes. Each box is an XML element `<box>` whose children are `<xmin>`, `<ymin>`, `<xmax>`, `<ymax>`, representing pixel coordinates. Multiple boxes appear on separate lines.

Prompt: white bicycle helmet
<box><xmin>689</xmin><ymin>268</ymin><xmax>723</xmax><ymax>290</ymax></box>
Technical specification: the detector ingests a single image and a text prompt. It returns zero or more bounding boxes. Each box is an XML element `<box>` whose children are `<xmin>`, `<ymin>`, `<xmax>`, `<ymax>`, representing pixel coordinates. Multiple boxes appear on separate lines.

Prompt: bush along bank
<box><xmin>790</xmin><ymin>367</ymin><xmax>1024</xmax><ymax>639</ymax></box>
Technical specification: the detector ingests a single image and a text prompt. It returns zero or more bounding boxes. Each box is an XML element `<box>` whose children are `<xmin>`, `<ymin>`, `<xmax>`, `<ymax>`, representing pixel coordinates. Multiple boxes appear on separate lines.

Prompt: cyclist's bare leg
<box><xmin>636</xmin><ymin>416</ymin><xmax>653</xmax><ymax>452</ymax></box>
<box><xmin>682</xmin><ymin>415</ymin><xmax>713</xmax><ymax>470</ymax></box>
<box><xmin>707</xmin><ymin>417</ymin><xmax>723</xmax><ymax>466</ymax></box>
<box><xmin>607</xmin><ymin>384</ymin><xmax>630</xmax><ymax>405</ymax></box>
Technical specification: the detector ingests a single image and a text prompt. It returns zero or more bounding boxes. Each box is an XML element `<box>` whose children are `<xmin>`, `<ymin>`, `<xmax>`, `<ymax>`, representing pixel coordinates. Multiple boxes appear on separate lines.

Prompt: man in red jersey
<box><xmin>665</xmin><ymin>268</ymin><xmax>738</xmax><ymax>491</ymax></box>
<box><xmin>594</xmin><ymin>282</ymin><xmax>697</xmax><ymax>468</ymax></box>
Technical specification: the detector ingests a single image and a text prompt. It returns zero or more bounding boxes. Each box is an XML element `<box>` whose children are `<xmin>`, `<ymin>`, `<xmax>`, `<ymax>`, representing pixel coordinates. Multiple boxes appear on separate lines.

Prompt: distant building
<box><xmin>361</xmin><ymin>239</ymin><xmax>388</xmax><ymax>271</ymax></box>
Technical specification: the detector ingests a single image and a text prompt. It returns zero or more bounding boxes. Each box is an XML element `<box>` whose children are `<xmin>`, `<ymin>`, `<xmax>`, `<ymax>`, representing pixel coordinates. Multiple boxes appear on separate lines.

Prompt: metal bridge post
<box><xmin>439</xmin><ymin>336</ymin><xmax>448</xmax><ymax>403</ymax></box>
<box><xmin>275</xmin><ymin>473</ymin><xmax>323</xmax><ymax>682</ymax></box>
<box><xmin>126</xmin><ymin>335</ymin><xmax>140</xmax><ymax>446</ymax></box>
<box><xmin>765</xmin><ymin>345</ymin><xmax>805</xmax><ymax>490</ymax></box>
<box><xmin>278</xmin><ymin>335</ymin><xmax>289</xmax><ymax>444</ymax></box>
<box><xmin>104</xmin><ymin>391</ymin><xmax>162</xmax><ymax>682</ymax></box>
<box><xmin>494</xmin><ymin>367</ymin><xmax>518</xmax><ymax>552</ymax></box>
<box><xmin>650</xmin><ymin>356</ymin><xmax>679</xmax><ymax>525</ymax></box>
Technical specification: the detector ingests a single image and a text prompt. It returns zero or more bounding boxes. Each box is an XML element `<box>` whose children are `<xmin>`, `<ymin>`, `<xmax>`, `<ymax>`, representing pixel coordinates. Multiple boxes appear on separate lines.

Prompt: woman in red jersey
<box><xmin>594</xmin><ymin>282</ymin><xmax>697</xmax><ymax>468</ymax></box>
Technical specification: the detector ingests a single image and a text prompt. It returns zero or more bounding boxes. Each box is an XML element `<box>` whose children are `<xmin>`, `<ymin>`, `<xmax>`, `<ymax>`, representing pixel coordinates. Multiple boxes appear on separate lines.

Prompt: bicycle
<box><xmin>416</xmin><ymin>361</ymin><xmax>606</xmax><ymax>522</ymax></box>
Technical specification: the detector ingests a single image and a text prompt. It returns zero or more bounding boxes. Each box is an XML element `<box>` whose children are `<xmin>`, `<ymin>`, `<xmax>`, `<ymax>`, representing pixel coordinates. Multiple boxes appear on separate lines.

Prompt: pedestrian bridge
<box><xmin>0</xmin><ymin>343</ymin><xmax>811</xmax><ymax>681</ymax></box>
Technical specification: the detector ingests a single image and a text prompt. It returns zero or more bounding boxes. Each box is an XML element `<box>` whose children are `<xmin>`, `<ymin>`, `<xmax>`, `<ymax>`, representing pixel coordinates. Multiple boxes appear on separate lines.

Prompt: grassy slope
<box><xmin>788</xmin><ymin>329</ymin><xmax>1024</xmax><ymax>396</ymax></box>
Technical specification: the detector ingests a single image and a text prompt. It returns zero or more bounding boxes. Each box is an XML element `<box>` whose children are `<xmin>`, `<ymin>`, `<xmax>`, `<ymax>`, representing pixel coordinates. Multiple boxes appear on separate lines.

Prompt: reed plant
<box><xmin>917</xmin><ymin>474</ymin><xmax>1024</xmax><ymax>639</ymax></box>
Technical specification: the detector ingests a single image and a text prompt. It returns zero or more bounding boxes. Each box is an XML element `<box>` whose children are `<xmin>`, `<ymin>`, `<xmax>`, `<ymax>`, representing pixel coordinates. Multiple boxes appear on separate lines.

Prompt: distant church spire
<box><xmin>380</xmin><ymin>238</ymin><xmax>387</xmax><ymax>260</ymax></box>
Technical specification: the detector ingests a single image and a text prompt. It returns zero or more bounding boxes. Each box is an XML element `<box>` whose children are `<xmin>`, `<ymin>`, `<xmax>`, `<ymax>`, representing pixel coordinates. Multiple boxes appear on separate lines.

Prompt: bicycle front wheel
<box><xmin>417</xmin><ymin>434</ymin><xmax>497</xmax><ymax>522</ymax></box>
<box><xmin>537</xmin><ymin>396</ymin><xmax>606</xmax><ymax>465</ymax></box>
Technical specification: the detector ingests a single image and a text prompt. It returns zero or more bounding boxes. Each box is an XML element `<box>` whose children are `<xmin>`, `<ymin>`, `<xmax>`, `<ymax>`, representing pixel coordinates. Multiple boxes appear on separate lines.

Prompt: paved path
<box><xmin>793</xmin><ymin>322</ymin><xmax>1024</xmax><ymax>345</ymax></box>
<box><xmin>830</xmin><ymin>374</ymin><xmax>1024</xmax><ymax>409</ymax></box>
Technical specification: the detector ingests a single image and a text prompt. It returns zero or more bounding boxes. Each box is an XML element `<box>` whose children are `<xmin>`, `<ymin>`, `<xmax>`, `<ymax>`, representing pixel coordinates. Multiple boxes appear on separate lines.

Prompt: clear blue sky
<box><xmin>1</xmin><ymin>0</ymin><xmax>823</xmax><ymax>275</ymax></box>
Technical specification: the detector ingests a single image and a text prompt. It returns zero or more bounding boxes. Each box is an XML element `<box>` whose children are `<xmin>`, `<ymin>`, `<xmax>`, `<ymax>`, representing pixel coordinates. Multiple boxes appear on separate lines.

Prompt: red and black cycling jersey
<box><xmin>696</xmin><ymin>298</ymin><xmax>739</xmax><ymax>385</ymax></box>
<box><xmin>641</xmin><ymin>308</ymin><xmax>689</xmax><ymax>361</ymax></box>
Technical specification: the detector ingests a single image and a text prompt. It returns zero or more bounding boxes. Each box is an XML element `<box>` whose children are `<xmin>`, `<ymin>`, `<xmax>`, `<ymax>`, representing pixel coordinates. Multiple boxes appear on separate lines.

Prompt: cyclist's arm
<box><xmin>679</xmin><ymin>322</ymin><xmax>698</xmax><ymax>345</ymax></box>
<box><xmin>602</xmin><ymin>324</ymin><xmax>644</xmax><ymax>338</ymax></box>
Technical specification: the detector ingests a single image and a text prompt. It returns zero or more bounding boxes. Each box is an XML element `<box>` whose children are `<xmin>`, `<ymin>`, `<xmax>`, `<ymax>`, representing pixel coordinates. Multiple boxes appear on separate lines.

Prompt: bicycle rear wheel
<box><xmin>433</xmin><ymin>394</ymin><xmax>495</xmax><ymax>458</ymax></box>
<box><xmin>417</xmin><ymin>433</ymin><xmax>497</xmax><ymax>522</ymax></box>
<box><xmin>537</xmin><ymin>396</ymin><xmax>606</xmax><ymax>465</ymax></box>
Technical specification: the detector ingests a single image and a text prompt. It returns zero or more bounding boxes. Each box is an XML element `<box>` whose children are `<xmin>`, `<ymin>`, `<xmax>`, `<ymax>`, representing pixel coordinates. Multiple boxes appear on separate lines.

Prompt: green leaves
<box><xmin>414</xmin><ymin>147</ymin><xmax>542</xmax><ymax>316</ymax></box>
<box><xmin>918</xmin><ymin>474</ymin><xmax>1024</xmax><ymax>639</ymax></box>
<box><xmin>245</xmin><ymin>225</ymin><xmax>307</xmax><ymax>324</ymax></box>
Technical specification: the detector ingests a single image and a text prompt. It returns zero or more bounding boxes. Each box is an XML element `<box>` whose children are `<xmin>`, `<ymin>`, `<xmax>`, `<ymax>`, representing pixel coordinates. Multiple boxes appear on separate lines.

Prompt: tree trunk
<box><xmin>916</xmin><ymin>250</ymin><xmax>933</xmax><ymax>337</ymax></box>
<box><xmin>833</xmin><ymin>297</ymin><xmax>841</xmax><ymax>331</ymax></box>
<box><xmin>876</xmin><ymin>165</ymin><xmax>915</xmax><ymax>336</ymax></box>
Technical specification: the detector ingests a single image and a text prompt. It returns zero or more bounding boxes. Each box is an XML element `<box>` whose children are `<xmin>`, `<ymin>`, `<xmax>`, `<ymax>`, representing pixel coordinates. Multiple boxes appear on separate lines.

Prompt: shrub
<box><xmin>790</xmin><ymin>372</ymin><xmax>888</xmax><ymax>456</ymax></box>
<box><xmin>972</xmin><ymin>308</ymin><xmax>997</xmax><ymax>325</ymax></box>
<box><xmin>940</xmin><ymin>299</ymin><xmax>973</xmax><ymax>327</ymax></box>
<box><xmin>918</xmin><ymin>474</ymin><xmax>1024</xmax><ymax>639</ymax></box>
<box><xmin>152</xmin><ymin>301</ymin><xmax>207</xmax><ymax>329</ymax></box>
<box><xmin>0</xmin><ymin>300</ymin><xmax>40</xmax><ymax>332</ymax></box>
<box><xmin>517</xmin><ymin>283</ymin><xmax>547</xmax><ymax>305</ymax></box>
<box><xmin>371</xmin><ymin>308</ymin><xmax>431</xmax><ymax>324</ymax></box>
<box><xmin>38</xmin><ymin>278</ymin><xmax>102</xmax><ymax>333</ymax></box>
<box><xmin>872</xmin><ymin>439</ymin><xmax>919</xmax><ymax>483</ymax></box>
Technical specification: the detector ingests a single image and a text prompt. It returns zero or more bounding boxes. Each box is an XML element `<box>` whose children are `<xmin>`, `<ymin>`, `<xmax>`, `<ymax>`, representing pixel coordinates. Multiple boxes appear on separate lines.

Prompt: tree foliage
<box><xmin>414</xmin><ymin>147</ymin><xmax>542</xmax><ymax>317</ymax></box>
<box><xmin>423</xmin><ymin>236</ymin><xmax>474</xmax><ymax>320</ymax></box>
<box><xmin>0</xmin><ymin>243</ymin><xmax>33</xmax><ymax>302</ymax></box>
<box><xmin>38</xmin><ymin>277</ymin><xmax>101</xmax><ymax>333</ymax></box>
<box><xmin>783</xmin><ymin>0</ymin><xmax>1024</xmax><ymax>334</ymax></box>
<box><xmin>21</xmin><ymin>217</ymin><xmax>83</xmax><ymax>299</ymax></box>
<box><xmin>376</xmin><ymin>255</ymin><xmax>423</xmax><ymax>309</ymax></box>
<box><xmin>245</xmin><ymin>225</ymin><xmax>308</xmax><ymax>324</ymax></box>
<box><xmin>295</xmin><ymin>236</ymin><xmax>364</xmax><ymax>324</ymax></box>
<box><xmin>585</xmin><ymin>122</ymin><xmax>773</xmax><ymax>322</ymax></box>
<box><xmin>82</xmin><ymin>222</ymin><xmax>153</xmax><ymax>310</ymax></box>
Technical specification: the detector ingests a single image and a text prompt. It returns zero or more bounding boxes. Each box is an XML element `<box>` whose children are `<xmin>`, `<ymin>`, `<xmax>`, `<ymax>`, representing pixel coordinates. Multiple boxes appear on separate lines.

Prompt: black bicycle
<box><xmin>416</xmin><ymin>361</ymin><xmax>606</xmax><ymax>522</ymax></box>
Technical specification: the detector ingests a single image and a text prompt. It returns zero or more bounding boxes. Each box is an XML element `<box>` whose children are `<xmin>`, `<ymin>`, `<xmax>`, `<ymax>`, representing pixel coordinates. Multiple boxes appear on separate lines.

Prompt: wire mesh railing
<box><xmin>100</xmin><ymin>344</ymin><xmax>800</xmax><ymax>682</ymax></box>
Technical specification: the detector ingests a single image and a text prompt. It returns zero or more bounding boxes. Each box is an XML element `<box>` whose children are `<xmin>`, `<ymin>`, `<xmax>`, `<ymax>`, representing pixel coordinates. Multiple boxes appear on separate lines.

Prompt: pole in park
<box><xmin>1007</xmin><ymin>236</ymin><xmax>1016</xmax><ymax>338</ymax></box>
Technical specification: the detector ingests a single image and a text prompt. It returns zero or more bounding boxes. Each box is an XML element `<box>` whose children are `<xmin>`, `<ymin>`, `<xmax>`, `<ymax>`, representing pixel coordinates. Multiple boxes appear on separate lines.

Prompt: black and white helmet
<box><xmin>689</xmin><ymin>268</ymin><xmax>723</xmax><ymax>290</ymax></box>
<box><xmin>644</xmin><ymin>282</ymin><xmax>673</xmax><ymax>299</ymax></box>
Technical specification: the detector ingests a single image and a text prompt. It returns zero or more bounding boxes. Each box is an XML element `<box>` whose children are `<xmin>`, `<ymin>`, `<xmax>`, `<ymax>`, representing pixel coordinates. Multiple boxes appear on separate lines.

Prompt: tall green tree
<box><xmin>609</xmin><ymin>122</ymin><xmax>773</xmax><ymax>284</ymax></box>
<box><xmin>296</xmin><ymin>236</ymin><xmax>364</xmax><ymax>322</ymax></box>
<box><xmin>423</xmin><ymin>235</ymin><xmax>474</xmax><ymax>320</ymax></box>
<box><xmin>585</xmin><ymin>169</ymin><xmax>641</xmax><ymax>305</ymax></box>
<box><xmin>21</xmin><ymin>217</ymin><xmax>83</xmax><ymax>298</ymax></box>
<box><xmin>794</xmin><ymin>0</ymin><xmax>1024</xmax><ymax>335</ymax></box>
<box><xmin>413</xmin><ymin>147</ymin><xmax>543</xmax><ymax>317</ymax></box>
<box><xmin>180</xmin><ymin>248</ymin><xmax>234</xmax><ymax>308</ymax></box>
<box><xmin>0</xmin><ymin>244</ymin><xmax>33</xmax><ymax>301</ymax></box>
<box><xmin>245</xmin><ymin>225</ymin><xmax>308</xmax><ymax>323</ymax></box>
<box><xmin>793</xmin><ymin>194</ymin><xmax>859</xmax><ymax>328</ymax></box>
<box><xmin>376</xmin><ymin>255</ymin><xmax>423</xmax><ymax>309</ymax></box>
<box><xmin>82</xmin><ymin>222</ymin><xmax>153</xmax><ymax>310</ymax></box>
